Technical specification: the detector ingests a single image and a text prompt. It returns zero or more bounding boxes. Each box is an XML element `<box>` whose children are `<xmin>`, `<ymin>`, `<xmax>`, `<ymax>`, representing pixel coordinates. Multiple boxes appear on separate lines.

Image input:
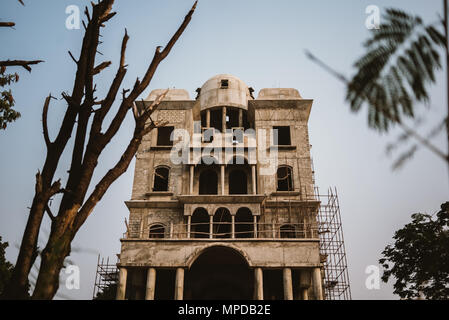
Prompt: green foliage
<box><xmin>0</xmin><ymin>236</ymin><xmax>14</xmax><ymax>295</ymax></box>
<box><xmin>347</xmin><ymin>9</ymin><xmax>446</xmax><ymax>131</ymax></box>
<box><xmin>379</xmin><ymin>202</ymin><xmax>449</xmax><ymax>299</ymax></box>
<box><xmin>0</xmin><ymin>66</ymin><xmax>21</xmax><ymax>130</ymax></box>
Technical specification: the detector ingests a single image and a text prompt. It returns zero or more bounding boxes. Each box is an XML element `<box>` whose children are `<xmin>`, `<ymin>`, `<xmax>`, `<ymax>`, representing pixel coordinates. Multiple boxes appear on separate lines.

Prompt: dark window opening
<box><xmin>226</xmin><ymin>108</ymin><xmax>239</xmax><ymax>129</ymax></box>
<box><xmin>235</xmin><ymin>208</ymin><xmax>254</xmax><ymax>238</ymax></box>
<box><xmin>229</xmin><ymin>169</ymin><xmax>247</xmax><ymax>194</ymax></box>
<box><xmin>157</xmin><ymin>126</ymin><xmax>174</xmax><ymax>146</ymax></box>
<box><xmin>155</xmin><ymin>269</ymin><xmax>176</xmax><ymax>300</ymax></box>
<box><xmin>277</xmin><ymin>166</ymin><xmax>293</xmax><ymax>191</ymax></box>
<box><xmin>201</xmin><ymin>111</ymin><xmax>207</xmax><ymax>127</ymax></box>
<box><xmin>191</xmin><ymin>208</ymin><xmax>209</xmax><ymax>239</ymax></box>
<box><xmin>210</xmin><ymin>109</ymin><xmax>222</xmax><ymax>132</ymax></box>
<box><xmin>153</xmin><ymin>167</ymin><xmax>169</xmax><ymax>191</ymax></box>
<box><xmin>125</xmin><ymin>268</ymin><xmax>146</xmax><ymax>300</ymax></box>
<box><xmin>149</xmin><ymin>224</ymin><xmax>165</xmax><ymax>238</ymax></box>
<box><xmin>263</xmin><ymin>270</ymin><xmax>283</xmax><ymax>300</ymax></box>
<box><xmin>220</xmin><ymin>79</ymin><xmax>229</xmax><ymax>88</ymax></box>
<box><xmin>199</xmin><ymin>169</ymin><xmax>218</xmax><ymax>195</ymax></box>
<box><xmin>280</xmin><ymin>224</ymin><xmax>296</xmax><ymax>238</ymax></box>
<box><xmin>213</xmin><ymin>208</ymin><xmax>232</xmax><ymax>239</ymax></box>
<box><xmin>273</xmin><ymin>126</ymin><xmax>291</xmax><ymax>145</ymax></box>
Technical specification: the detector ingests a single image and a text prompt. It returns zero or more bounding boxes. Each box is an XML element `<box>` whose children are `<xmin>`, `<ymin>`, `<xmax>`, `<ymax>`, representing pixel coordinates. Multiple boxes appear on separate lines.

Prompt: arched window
<box><xmin>199</xmin><ymin>169</ymin><xmax>218</xmax><ymax>195</ymax></box>
<box><xmin>235</xmin><ymin>208</ymin><xmax>253</xmax><ymax>238</ymax></box>
<box><xmin>149</xmin><ymin>224</ymin><xmax>165</xmax><ymax>238</ymax></box>
<box><xmin>280</xmin><ymin>224</ymin><xmax>296</xmax><ymax>239</ymax></box>
<box><xmin>213</xmin><ymin>208</ymin><xmax>232</xmax><ymax>238</ymax></box>
<box><xmin>229</xmin><ymin>169</ymin><xmax>247</xmax><ymax>194</ymax></box>
<box><xmin>153</xmin><ymin>166</ymin><xmax>170</xmax><ymax>192</ymax></box>
<box><xmin>191</xmin><ymin>208</ymin><xmax>209</xmax><ymax>238</ymax></box>
<box><xmin>277</xmin><ymin>166</ymin><xmax>293</xmax><ymax>191</ymax></box>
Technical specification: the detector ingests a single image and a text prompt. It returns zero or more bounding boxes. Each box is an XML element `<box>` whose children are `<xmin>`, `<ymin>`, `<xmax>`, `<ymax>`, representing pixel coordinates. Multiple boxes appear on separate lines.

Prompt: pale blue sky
<box><xmin>0</xmin><ymin>0</ymin><xmax>447</xmax><ymax>299</ymax></box>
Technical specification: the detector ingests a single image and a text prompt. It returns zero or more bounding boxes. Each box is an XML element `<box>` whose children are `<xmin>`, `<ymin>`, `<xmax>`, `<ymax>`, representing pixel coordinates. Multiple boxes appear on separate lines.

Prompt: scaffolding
<box><xmin>317</xmin><ymin>187</ymin><xmax>351</xmax><ymax>300</ymax></box>
<box><xmin>93</xmin><ymin>187</ymin><xmax>351</xmax><ymax>300</ymax></box>
<box><xmin>92</xmin><ymin>255</ymin><xmax>119</xmax><ymax>299</ymax></box>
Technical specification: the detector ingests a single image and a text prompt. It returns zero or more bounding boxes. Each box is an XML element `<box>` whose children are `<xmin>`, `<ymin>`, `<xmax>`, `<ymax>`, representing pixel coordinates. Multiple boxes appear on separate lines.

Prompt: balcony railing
<box><xmin>123</xmin><ymin>222</ymin><xmax>319</xmax><ymax>240</ymax></box>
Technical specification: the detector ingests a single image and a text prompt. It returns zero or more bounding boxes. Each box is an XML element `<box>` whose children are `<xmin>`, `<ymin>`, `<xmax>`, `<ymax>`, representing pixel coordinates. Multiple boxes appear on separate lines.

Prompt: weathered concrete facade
<box><xmin>117</xmin><ymin>74</ymin><xmax>323</xmax><ymax>300</ymax></box>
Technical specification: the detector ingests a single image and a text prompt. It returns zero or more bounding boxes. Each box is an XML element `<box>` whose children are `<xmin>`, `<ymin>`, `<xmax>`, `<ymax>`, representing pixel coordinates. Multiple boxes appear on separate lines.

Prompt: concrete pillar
<box><xmin>222</xmin><ymin>107</ymin><xmax>227</xmax><ymax>133</ymax></box>
<box><xmin>231</xmin><ymin>215</ymin><xmax>235</xmax><ymax>239</ymax></box>
<box><xmin>174</xmin><ymin>268</ymin><xmax>184</xmax><ymax>300</ymax></box>
<box><xmin>221</xmin><ymin>165</ymin><xmax>225</xmax><ymax>195</ymax></box>
<box><xmin>238</xmin><ymin>108</ymin><xmax>243</xmax><ymax>127</ymax></box>
<box><xmin>253</xmin><ymin>215</ymin><xmax>258</xmax><ymax>238</ymax></box>
<box><xmin>300</xmin><ymin>269</ymin><xmax>311</xmax><ymax>300</ymax></box>
<box><xmin>272</xmin><ymin>222</ymin><xmax>276</xmax><ymax>238</ymax></box>
<box><xmin>283</xmin><ymin>268</ymin><xmax>293</xmax><ymax>300</ymax></box>
<box><xmin>209</xmin><ymin>215</ymin><xmax>213</xmax><ymax>239</ymax></box>
<box><xmin>145</xmin><ymin>268</ymin><xmax>156</xmax><ymax>300</ymax></box>
<box><xmin>116</xmin><ymin>267</ymin><xmax>127</xmax><ymax>300</ymax></box>
<box><xmin>251</xmin><ymin>165</ymin><xmax>257</xmax><ymax>195</ymax></box>
<box><xmin>187</xmin><ymin>215</ymin><xmax>191</xmax><ymax>239</ymax></box>
<box><xmin>301</xmin><ymin>288</ymin><xmax>309</xmax><ymax>300</ymax></box>
<box><xmin>254</xmin><ymin>268</ymin><xmax>264</xmax><ymax>300</ymax></box>
<box><xmin>312</xmin><ymin>267</ymin><xmax>323</xmax><ymax>300</ymax></box>
<box><xmin>206</xmin><ymin>110</ymin><xmax>210</xmax><ymax>128</ymax></box>
<box><xmin>169</xmin><ymin>222</ymin><xmax>173</xmax><ymax>238</ymax></box>
<box><xmin>189</xmin><ymin>165</ymin><xmax>194</xmax><ymax>195</ymax></box>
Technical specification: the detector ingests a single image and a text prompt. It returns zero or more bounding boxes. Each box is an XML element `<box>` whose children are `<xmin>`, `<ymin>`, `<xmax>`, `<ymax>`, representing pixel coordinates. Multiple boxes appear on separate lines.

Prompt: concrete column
<box><xmin>254</xmin><ymin>268</ymin><xmax>264</xmax><ymax>300</ymax></box>
<box><xmin>189</xmin><ymin>165</ymin><xmax>194</xmax><ymax>195</ymax></box>
<box><xmin>209</xmin><ymin>215</ymin><xmax>213</xmax><ymax>239</ymax></box>
<box><xmin>272</xmin><ymin>222</ymin><xmax>276</xmax><ymax>238</ymax></box>
<box><xmin>283</xmin><ymin>268</ymin><xmax>293</xmax><ymax>300</ymax></box>
<box><xmin>251</xmin><ymin>165</ymin><xmax>257</xmax><ymax>195</ymax></box>
<box><xmin>170</xmin><ymin>222</ymin><xmax>174</xmax><ymax>238</ymax></box>
<box><xmin>187</xmin><ymin>215</ymin><xmax>191</xmax><ymax>239</ymax></box>
<box><xmin>206</xmin><ymin>110</ymin><xmax>210</xmax><ymax>128</ymax></box>
<box><xmin>300</xmin><ymin>269</ymin><xmax>311</xmax><ymax>300</ymax></box>
<box><xmin>174</xmin><ymin>268</ymin><xmax>184</xmax><ymax>300</ymax></box>
<box><xmin>301</xmin><ymin>288</ymin><xmax>309</xmax><ymax>300</ymax></box>
<box><xmin>238</xmin><ymin>108</ymin><xmax>243</xmax><ymax>127</ymax></box>
<box><xmin>253</xmin><ymin>215</ymin><xmax>258</xmax><ymax>238</ymax></box>
<box><xmin>116</xmin><ymin>267</ymin><xmax>127</xmax><ymax>300</ymax></box>
<box><xmin>312</xmin><ymin>267</ymin><xmax>323</xmax><ymax>300</ymax></box>
<box><xmin>221</xmin><ymin>165</ymin><xmax>225</xmax><ymax>195</ymax></box>
<box><xmin>231</xmin><ymin>215</ymin><xmax>235</xmax><ymax>239</ymax></box>
<box><xmin>145</xmin><ymin>268</ymin><xmax>156</xmax><ymax>300</ymax></box>
<box><xmin>222</xmin><ymin>107</ymin><xmax>227</xmax><ymax>133</ymax></box>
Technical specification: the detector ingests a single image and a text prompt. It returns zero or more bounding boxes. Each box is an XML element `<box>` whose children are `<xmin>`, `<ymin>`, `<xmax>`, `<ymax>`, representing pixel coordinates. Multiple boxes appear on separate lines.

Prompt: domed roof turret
<box><xmin>199</xmin><ymin>74</ymin><xmax>251</xmax><ymax>111</ymax></box>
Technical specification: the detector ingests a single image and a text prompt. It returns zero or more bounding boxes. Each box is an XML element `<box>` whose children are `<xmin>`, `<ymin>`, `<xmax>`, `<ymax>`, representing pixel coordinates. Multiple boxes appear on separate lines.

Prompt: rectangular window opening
<box><xmin>273</xmin><ymin>126</ymin><xmax>291</xmax><ymax>146</ymax></box>
<box><xmin>157</xmin><ymin>126</ymin><xmax>174</xmax><ymax>146</ymax></box>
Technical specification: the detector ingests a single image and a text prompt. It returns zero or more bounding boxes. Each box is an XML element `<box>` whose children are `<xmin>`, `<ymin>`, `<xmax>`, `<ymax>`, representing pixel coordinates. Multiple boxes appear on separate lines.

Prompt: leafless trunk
<box><xmin>3</xmin><ymin>0</ymin><xmax>197</xmax><ymax>300</ymax></box>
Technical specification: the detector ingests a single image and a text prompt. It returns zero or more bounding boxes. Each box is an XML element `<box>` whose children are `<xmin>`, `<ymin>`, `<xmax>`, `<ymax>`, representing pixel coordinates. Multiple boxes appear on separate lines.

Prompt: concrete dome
<box><xmin>199</xmin><ymin>74</ymin><xmax>251</xmax><ymax>111</ymax></box>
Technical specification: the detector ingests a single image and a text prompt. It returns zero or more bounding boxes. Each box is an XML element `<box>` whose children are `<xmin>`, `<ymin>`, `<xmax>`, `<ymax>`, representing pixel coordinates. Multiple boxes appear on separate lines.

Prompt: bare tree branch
<box><xmin>0</xmin><ymin>60</ymin><xmax>44</xmax><ymax>72</ymax></box>
<box><xmin>0</xmin><ymin>22</ymin><xmax>15</xmax><ymax>28</ymax></box>
<box><xmin>42</xmin><ymin>94</ymin><xmax>52</xmax><ymax>147</ymax></box>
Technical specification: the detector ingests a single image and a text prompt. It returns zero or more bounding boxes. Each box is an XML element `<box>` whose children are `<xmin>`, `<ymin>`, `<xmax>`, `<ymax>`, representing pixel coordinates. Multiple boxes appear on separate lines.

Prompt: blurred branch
<box><xmin>305</xmin><ymin>49</ymin><xmax>448</xmax><ymax>163</ymax></box>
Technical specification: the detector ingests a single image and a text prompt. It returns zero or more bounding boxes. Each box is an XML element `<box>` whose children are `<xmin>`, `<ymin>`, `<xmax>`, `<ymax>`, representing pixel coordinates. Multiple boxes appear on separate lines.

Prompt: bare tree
<box><xmin>2</xmin><ymin>0</ymin><xmax>197</xmax><ymax>299</ymax></box>
<box><xmin>0</xmin><ymin>0</ymin><xmax>43</xmax><ymax>130</ymax></box>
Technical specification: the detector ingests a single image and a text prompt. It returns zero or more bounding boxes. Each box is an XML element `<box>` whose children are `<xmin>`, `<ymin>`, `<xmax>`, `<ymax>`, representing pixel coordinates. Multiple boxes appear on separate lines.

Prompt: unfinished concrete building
<box><xmin>112</xmin><ymin>74</ymin><xmax>350</xmax><ymax>300</ymax></box>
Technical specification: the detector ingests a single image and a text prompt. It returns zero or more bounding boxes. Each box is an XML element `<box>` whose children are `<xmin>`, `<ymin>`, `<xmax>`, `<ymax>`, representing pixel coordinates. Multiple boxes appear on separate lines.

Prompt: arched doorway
<box><xmin>235</xmin><ymin>207</ymin><xmax>254</xmax><ymax>238</ymax></box>
<box><xmin>185</xmin><ymin>246</ymin><xmax>253</xmax><ymax>300</ymax></box>
<box><xmin>213</xmin><ymin>208</ymin><xmax>232</xmax><ymax>238</ymax></box>
<box><xmin>191</xmin><ymin>208</ymin><xmax>209</xmax><ymax>238</ymax></box>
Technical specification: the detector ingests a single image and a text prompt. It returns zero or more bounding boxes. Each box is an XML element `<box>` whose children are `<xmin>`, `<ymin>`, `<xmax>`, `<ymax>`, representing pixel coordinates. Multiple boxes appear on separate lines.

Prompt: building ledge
<box><xmin>125</xmin><ymin>200</ymin><xmax>181</xmax><ymax>209</ymax></box>
<box><xmin>177</xmin><ymin>194</ymin><xmax>266</xmax><ymax>204</ymax></box>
